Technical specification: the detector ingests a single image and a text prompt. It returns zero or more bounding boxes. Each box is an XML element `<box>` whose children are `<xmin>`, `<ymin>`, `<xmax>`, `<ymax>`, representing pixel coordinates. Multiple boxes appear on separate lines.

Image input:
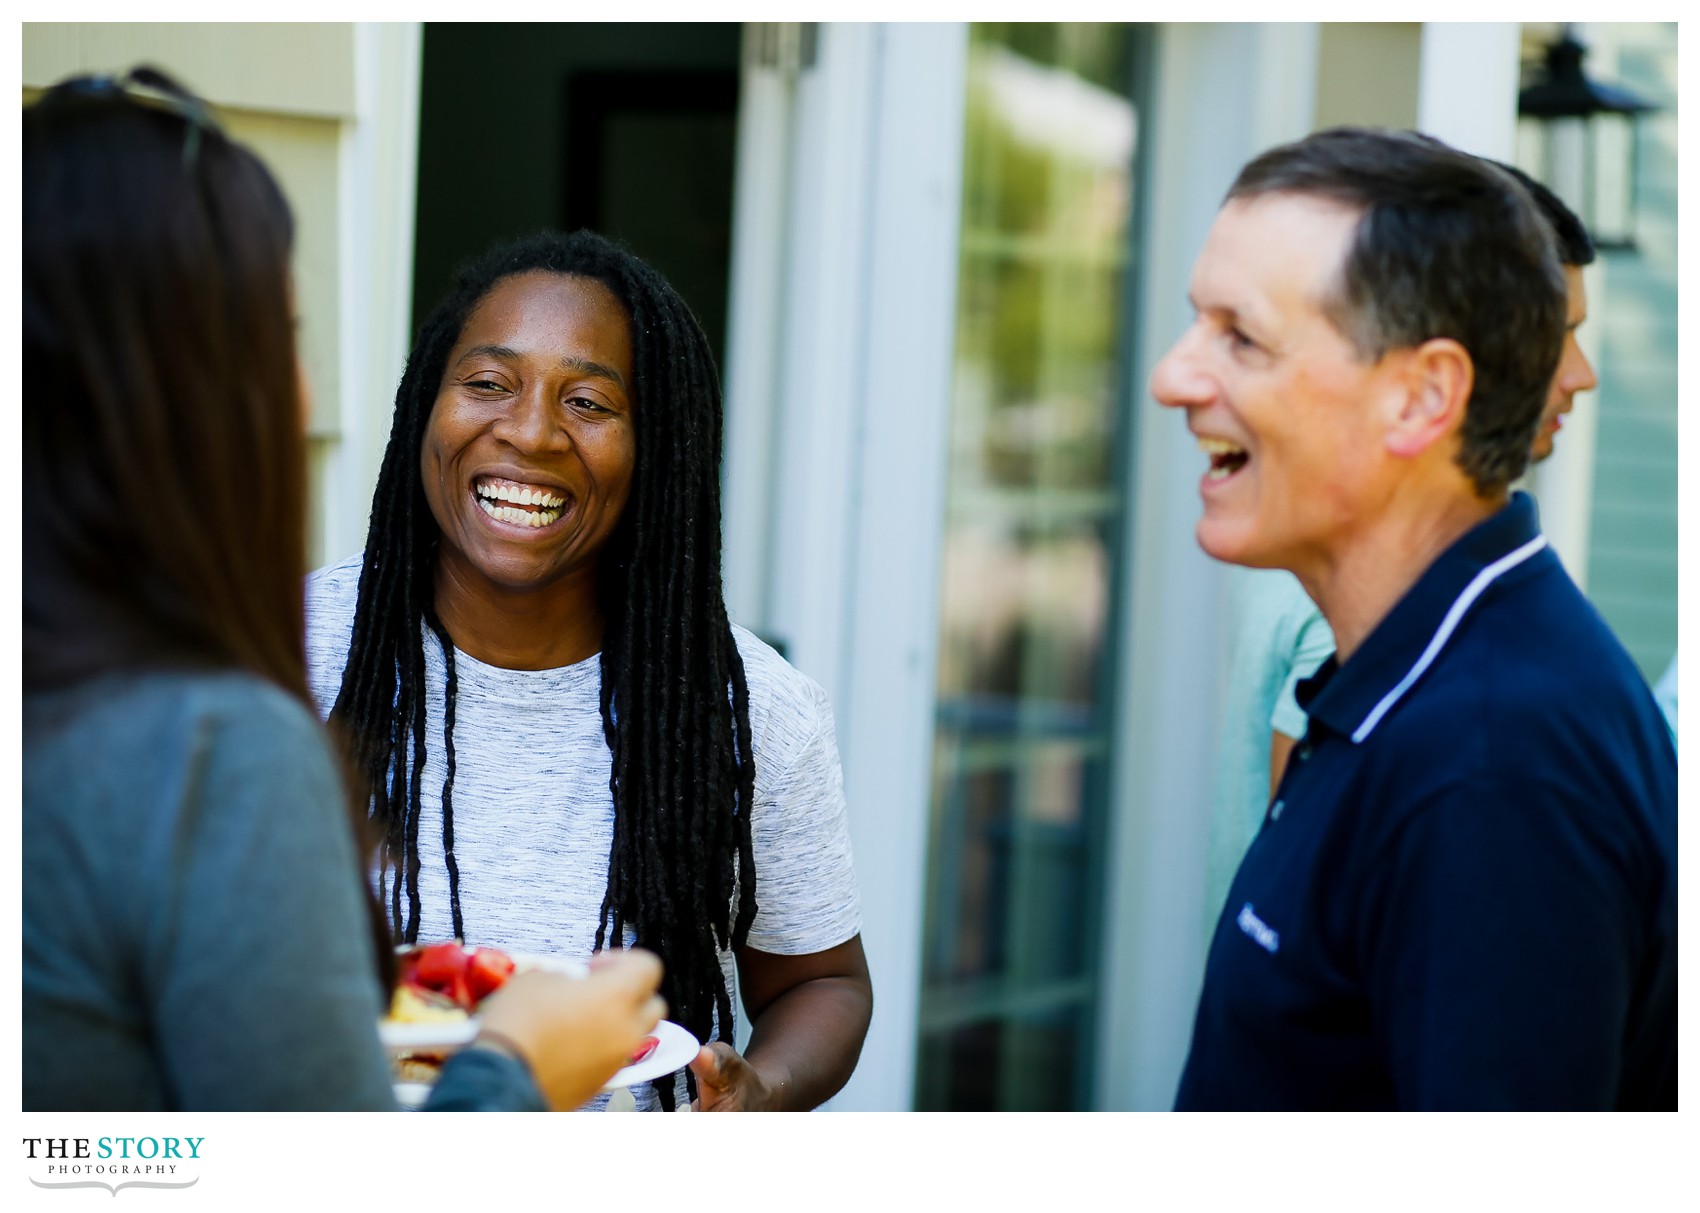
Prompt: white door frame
<box><xmin>719</xmin><ymin>21</ymin><xmax>971</xmax><ymax>1111</ymax></box>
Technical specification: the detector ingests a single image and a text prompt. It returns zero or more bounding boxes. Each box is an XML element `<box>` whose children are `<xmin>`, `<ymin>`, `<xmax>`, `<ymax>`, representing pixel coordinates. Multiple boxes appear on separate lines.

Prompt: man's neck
<box><xmin>1297</xmin><ymin>486</ymin><xmax>1507</xmax><ymax>664</ymax></box>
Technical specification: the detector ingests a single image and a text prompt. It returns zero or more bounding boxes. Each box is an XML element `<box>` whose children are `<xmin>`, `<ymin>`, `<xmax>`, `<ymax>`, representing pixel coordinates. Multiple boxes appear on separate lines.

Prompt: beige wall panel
<box><xmin>1313</xmin><ymin>22</ymin><xmax>1421</xmax><ymax>130</ymax></box>
<box><xmin>21</xmin><ymin>24</ymin><xmax>80</xmax><ymax>83</ymax></box>
<box><xmin>22</xmin><ymin>22</ymin><xmax>355</xmax><ymax>118</ymax></box>
<box><xmin>221</xmin><ymin>110</ymin><xmax>346</xmax><ymax>438</ymax></box>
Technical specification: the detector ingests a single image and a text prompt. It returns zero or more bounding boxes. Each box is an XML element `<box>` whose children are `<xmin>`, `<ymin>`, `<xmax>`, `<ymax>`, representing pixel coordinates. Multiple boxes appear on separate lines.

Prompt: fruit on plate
<box><xmin>467</xmin><ymin>947</ymin><xmax>517</xmax><ymax>1000</ymax></box>
<box><xmin>395</xmin><ymin>942</ymin><xmax>517</xmax><ymax>1013</ymax></box>
<box><xmin>629</xmin><ymin>1035</ymin><xmax>660</xmax><ymax>1065</ymax></box>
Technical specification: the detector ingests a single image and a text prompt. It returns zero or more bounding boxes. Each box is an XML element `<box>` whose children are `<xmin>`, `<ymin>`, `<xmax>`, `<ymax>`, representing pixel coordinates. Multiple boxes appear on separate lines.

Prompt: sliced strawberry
<box><xmin>445</xmin><ymin>970</ymin><xmax>477</xmax><ymax>1012</ymax></box>
<box><xmin>629</xmin><ymin>1035</ymin><xmax>659</xmax><ymax>1064</ymax></box>
<box><xmin>466</xmin><ymin>947</ymin><xmax>516</xmax><ymax>1000</ymax></box>
<box><xmin>413</xmin><ymin>942</ymin><xmax>468</xmax><ymax>990</ymax></box>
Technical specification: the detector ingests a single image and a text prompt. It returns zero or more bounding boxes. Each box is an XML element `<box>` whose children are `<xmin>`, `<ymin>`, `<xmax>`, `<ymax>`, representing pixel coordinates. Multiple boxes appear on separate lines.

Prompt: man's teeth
<box><xmin>1197</xmin><ymin>436</ymin><xmax>1248</xmax><ymax>481</ymax></box>
<box><xmin>478</xmin><ymin>500</ymin><xmax>562</xmax><ymax>528</ymax></box>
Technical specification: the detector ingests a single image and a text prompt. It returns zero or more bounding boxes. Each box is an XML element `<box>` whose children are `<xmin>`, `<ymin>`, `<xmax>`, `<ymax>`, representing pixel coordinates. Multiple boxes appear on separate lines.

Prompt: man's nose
<box><xmin>1150</xmin><ymin>326</ymin><xmax>1211</xmax><ymax>410</ymax></box>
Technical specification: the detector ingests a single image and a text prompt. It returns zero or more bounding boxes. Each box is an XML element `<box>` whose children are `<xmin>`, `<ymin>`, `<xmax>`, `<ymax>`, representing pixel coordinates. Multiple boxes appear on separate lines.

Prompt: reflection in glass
<box><xmin>915</xmin><ymin>23</ymin><xmax>1142</xmax><ymax>1111</ymax></box>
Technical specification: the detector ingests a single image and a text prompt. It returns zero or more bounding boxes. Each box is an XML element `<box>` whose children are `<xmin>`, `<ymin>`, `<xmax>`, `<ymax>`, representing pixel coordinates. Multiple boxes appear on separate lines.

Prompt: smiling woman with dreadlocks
<box><xmin>306</xmin><ymin>231</ymin><xmax>871</xmax><ymax>1112</ymax></box>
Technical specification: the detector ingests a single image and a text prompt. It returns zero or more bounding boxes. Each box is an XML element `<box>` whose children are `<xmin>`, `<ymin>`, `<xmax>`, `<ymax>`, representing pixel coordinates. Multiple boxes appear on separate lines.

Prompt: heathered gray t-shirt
<box><xmin>305</xmin><ymin>554</ymin><xmax>861</xmax><ymax>1109</ymax></box>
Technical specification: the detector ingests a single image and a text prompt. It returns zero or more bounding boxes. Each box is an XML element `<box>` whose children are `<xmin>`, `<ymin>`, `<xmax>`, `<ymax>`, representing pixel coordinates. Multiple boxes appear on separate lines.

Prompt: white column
<box><xmin>826</xmin><ymin>21</ymin><xmax>969</xmax><ymax>1112</ymax></box>
<box><xmin>325</xmin><ymin>21</ymin><xmax>423</xmax><ymax>565</ymax></box>
<box><xmin>1417</xmin><ymin>22</ymin><xmax>1520</xmax><ymax>158</ymax></box>
<box><xmin>759</xmin><ymin>23</ymin><xmax>881</xmax><ymax>692</ymax></box>
<box><xmin>720</xmin><ymin>30</ymin><xmax>800</xmax><ymax>631</ymax></box>
<box><xmin>1094</xmin><ymin>21</ymin><xmax>1322</xmax><ymax>1111</ymax></box>
<box><xmin>717</xmin><ymin>21</ymin><xmax>968</xmax><ymax>1110</ymax></box>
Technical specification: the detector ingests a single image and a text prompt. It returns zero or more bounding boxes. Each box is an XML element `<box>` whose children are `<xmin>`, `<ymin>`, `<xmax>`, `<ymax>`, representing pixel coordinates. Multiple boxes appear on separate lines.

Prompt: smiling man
<box><xmin>1153</xmin><ymin>128</ymin><xmax>1676</xmax><ymax>1110</ymax></box>
<box><xmin>1201</xmin><ymin>164</ymin><xmax>1602</xmax><ymax>936</ymax></box>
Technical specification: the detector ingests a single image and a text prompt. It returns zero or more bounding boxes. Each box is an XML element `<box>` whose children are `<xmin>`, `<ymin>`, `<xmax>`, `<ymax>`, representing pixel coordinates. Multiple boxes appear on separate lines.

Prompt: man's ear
<box><xmin>1385</xmin><ymin>337</ymin><xmax>1472</xmax><ymax>459</ymax></box>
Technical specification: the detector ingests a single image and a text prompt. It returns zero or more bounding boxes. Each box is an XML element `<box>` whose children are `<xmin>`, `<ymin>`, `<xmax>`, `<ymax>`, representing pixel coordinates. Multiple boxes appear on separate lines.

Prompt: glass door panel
<box><xmin>915</xmin><ymin>21</ymin><xmax>1144</xmax><ymax>1111</ymax></box>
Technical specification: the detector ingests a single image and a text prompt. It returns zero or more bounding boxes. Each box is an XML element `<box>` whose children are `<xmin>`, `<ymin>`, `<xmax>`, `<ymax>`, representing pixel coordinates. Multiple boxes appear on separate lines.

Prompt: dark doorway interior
<box><xmin>562</xmin><ymin>71</ymin><xmax>739</xmax><ymax>373</ymax></box>
<box><xmin>412</xmin><ymin>23</ymin><xmax>742</xmax><ymax>370</ymax></box>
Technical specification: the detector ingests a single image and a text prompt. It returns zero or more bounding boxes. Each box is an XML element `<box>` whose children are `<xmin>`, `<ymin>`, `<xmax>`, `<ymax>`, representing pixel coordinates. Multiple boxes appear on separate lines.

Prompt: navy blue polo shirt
<box><xmin>1175</xmin><ymin>493</ymin><xmax>1676</xmax><ymax>1110</ymax></box>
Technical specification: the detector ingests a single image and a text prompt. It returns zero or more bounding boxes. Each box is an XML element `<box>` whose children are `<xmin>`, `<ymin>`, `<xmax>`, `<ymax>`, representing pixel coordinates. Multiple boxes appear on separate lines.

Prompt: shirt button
<box><xmin>1269</xmin><ymin>799</ymin><xmax>1285</xmax><ymax>821</ymax></box>
<box><xmin>1295</xmin><ymin>742</ymin><xmax>1313</xmax><ymax>762</ymax></box>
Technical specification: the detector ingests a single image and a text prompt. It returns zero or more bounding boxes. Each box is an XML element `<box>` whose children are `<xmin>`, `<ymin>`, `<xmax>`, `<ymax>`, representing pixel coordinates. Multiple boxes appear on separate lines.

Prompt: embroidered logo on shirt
<box><xmin>1237</xmin><ymin>903</ymin><xmax>1280</xmax><ymax>954</ymax></box>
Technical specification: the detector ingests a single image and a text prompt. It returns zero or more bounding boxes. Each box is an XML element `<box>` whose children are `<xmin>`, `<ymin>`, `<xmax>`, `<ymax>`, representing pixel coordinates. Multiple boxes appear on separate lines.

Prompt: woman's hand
<box><xmin>689</xmin><ymin>935</ymin><xmax>872</xmax><ymax>1112</ymax></box>
<box><xmin>475</xmin><ymin>949</ymin><xmax>664</xmax><ymax>1111</ymax></box>
<box><xmin>688</xmin><ymin>1041</ymin><xmax>780</xmax><ymax>1111</ymax></box>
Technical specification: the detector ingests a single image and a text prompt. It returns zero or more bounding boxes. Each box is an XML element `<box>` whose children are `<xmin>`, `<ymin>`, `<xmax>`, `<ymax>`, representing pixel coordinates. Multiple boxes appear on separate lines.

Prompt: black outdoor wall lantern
<box><xmin>1517</xmin><ymin>25</ymin><xmax>1658</xmax><ymax>252</ymax></box>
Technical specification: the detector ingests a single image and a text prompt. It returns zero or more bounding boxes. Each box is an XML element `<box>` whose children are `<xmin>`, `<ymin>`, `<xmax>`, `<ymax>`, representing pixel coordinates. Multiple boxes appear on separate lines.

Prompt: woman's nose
<box><xmin>493</xmin><ymin>387</ymin><xmax>564</xmax><ymax>452</ymax></box>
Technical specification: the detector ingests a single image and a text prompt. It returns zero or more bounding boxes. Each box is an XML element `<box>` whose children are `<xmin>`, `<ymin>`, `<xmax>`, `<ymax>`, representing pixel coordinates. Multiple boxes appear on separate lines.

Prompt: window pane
<box><xmin>915</xmin><ymin>22</ymin><xmax>1143</xmax><ymax>1112</ymax></box>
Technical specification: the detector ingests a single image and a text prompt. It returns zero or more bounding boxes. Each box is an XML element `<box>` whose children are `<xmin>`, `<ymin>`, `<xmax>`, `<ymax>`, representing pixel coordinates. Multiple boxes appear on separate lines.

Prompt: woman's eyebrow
<box><xmin>452</xmin><ymin>343</ymin><xmax>519</xmax><ymax>367</ymax></box>
<box><xmin>557</xmin><ymin>356</ymin><xmax>627</xmax><ymax>391</ymax></box>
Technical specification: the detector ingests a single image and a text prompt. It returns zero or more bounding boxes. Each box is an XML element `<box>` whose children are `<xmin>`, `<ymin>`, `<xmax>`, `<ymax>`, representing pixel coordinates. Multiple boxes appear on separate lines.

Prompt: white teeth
<box><xmin>477</xmin><ymin>499</ymin><xmax>561</xmax><ymax>528</ymax></box>
<box><xmin>1198</xmin><ymin>435</ymin><xmax>1248</xmax><ymax>482</ymax></box>
<box><xmin>475</xmin><ymin>481</ymin><xmax>565</xmax><ymax>508</ymax></box>
<box><xmin>1196</xmin><ymin>436</ymin><xmax>1245</xmax><ymax>456</ymax></box>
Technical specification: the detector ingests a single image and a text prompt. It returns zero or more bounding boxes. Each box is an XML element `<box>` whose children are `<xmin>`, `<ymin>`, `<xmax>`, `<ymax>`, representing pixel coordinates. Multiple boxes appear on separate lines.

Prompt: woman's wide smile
<box><xmin>473</xmin><ymin>474</ymin><xmax>571</xmax><ymax>531</ymax></box>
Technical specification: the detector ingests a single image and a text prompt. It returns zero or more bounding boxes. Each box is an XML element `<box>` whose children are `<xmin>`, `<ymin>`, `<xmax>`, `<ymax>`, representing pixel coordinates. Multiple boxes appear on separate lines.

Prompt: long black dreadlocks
<box><xmin>328</xmin><ymin>230</ymin><xmax>757</xmax><ymax>1107</ymax></box>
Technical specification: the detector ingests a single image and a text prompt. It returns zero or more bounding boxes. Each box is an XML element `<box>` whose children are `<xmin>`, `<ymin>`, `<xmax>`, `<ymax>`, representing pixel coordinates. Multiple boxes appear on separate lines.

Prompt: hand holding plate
<box><xmin>688</xmin><ymin>1040</ymin><xmax>779</xmax><ymax>1112</ymax></box>
<box><xmin>478</xmin><ymin>948</ymin><xmax>665</xmax><ymax>1110</ymax></box>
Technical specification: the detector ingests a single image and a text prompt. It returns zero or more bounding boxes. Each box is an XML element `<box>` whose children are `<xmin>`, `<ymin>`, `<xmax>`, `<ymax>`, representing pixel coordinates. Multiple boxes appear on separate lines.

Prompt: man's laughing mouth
<box><xmin>1198</xmin><ymin>436</ymin><xmax>1249</xmax><ymax>482</ymax></box>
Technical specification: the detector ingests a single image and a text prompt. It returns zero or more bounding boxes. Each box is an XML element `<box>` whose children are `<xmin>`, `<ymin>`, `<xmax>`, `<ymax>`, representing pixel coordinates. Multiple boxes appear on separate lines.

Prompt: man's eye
<box><xmin>1229</xmin><ymin>327</ymin><xmax>1257</xmax><ymax>351</ymax></box>
<box><xmin>568</xmin><ymin>395</ymin><xmax>610</xmax><ymax>414</ymax></box>
<box><xmin>466</xmin><ymin>377</ymin><xmax>507</xmax><ymax>392</ymax></box>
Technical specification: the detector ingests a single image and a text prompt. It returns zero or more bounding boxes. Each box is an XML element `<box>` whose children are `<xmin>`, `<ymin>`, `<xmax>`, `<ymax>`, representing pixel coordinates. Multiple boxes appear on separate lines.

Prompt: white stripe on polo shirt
<box><xmin>1351</xmin><ymin>534</ymin><xmax>1549</xmax><ymax>743</ymax></box>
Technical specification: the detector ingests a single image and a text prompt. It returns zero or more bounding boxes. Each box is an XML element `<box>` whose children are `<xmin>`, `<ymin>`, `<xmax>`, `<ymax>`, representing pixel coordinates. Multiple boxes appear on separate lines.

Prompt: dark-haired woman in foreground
<box><xmin>22</xmin><ymin>69</ymin><xmax>664</xmax><ymax>1112</ymax></box>
<box><xmin>308</xmin><ymin>231</ymin><xmax>872</xmax><ymax>1111</ymax></box>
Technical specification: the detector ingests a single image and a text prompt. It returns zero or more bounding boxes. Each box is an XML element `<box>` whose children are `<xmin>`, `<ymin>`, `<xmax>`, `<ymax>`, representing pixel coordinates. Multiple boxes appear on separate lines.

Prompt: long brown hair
<box><xmin>24</xmin><ymin>67</ymin><xmax>306</xmax><ymax>696</ymax></box>
<box><xmin>23</xmin><ymin>67</ymin><xmax>395</xmax><ymax>988</ymax></box>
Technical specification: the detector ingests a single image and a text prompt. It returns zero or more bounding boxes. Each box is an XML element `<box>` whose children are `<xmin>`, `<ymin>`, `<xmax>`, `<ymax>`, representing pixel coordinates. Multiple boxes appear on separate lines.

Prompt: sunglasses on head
<box><xmin>52</xmin><ymin>69</ymin><xmax>217</xmax><ymax>166</ymax></box>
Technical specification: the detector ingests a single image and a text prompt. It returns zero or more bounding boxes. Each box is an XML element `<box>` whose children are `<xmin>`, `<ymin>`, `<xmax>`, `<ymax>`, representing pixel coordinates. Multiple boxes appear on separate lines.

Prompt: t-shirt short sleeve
<box><xmin>304</xmin><ymin>553</ymin><xmax>364</xmax><ymax>719</ymax></box>
<box><xmin>735</xmin><ymin>631</ymin><xmax>862</xmax><ymax>956</ymax></box>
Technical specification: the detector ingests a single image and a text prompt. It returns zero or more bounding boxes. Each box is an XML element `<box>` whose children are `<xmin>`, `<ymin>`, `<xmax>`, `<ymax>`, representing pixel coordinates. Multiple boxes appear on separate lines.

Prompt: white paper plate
<box><xmin>603</xmin><ymin>1018</ymin><xmax>700</xmax><ymax>1090</ymax></box>
<box><xmin>391</xmin><ymin>1020</ymin><xmax>698</xmax><ymax>1109</ymax></box>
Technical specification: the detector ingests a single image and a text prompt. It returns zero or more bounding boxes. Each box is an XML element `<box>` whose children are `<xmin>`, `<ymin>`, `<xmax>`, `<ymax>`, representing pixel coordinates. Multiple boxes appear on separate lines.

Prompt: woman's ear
<box><xmin>1385</xmin><ymin>337</ymin><xmax>1473</xmax><ymax>459</ymax></box>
